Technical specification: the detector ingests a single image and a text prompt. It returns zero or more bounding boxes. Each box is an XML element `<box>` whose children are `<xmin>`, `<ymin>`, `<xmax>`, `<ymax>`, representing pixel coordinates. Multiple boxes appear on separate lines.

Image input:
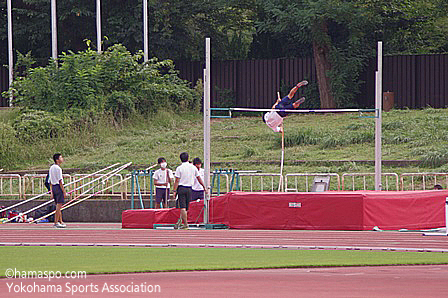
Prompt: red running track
<box><xmin>0</xmin><ymin>223</ymin><xmax>447</xmax><ymax>252</ymax></box>
<box><xmin>1</xmin><ymin>266</ymin><xmax>448</xmax><ymax>297</ymax></box>
<box><xmin>1</xmin><ymin>223</ymin><xmax>448</xmax><ymax>297</ymax></box>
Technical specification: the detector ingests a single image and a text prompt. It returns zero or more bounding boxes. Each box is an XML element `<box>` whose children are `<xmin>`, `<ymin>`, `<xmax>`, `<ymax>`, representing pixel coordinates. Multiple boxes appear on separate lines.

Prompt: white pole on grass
<box><xmin>96</xmin><ymin>0</ymin><xmax>102</xmax><ymax>53</ymax></box>
<box><xmin>7</xmin><ymin>0</ymin><xmax>13</xmax><ymax>106</ymax></box>
<box><xmin>143</xmin><ymin>0</ymin><xmax>149</xmax><ymax>62</ymax></box>
<box><xmin>375</xmin><ymin>41</ymin><xmax>383</xmax><ymax>191</ymax></box>
<box><xmin>51</xmin><ymin>0</ymin><xmax>57</xmax><ymax>61</ymax></box>
<box><xmin>203</xmin><ymin>38</ymin><xmax>211</xmax><ymax>225</ymax></box>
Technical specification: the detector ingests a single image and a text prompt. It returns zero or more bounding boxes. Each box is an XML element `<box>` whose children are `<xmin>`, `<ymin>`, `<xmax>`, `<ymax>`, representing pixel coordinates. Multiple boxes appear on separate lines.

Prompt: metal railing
<box><xmin>211</xmin><ymin>173</ymin><xmax>230</xmax><ymax>196</ymax></box>
<box><xmin>238</xmin><ymin>173</ymin><xmax>283</xmax><ymax>192</ymax></box>
<box><xmin>285</xmin><ymin>173</ymin><xmax>341</xmax><ymax>192</ymax></box>
<box><xmin>401</xmin><ymin>173</ymin><xmax>448</xmax><ymax>191</ymax></box>
<box><xmin>2</xmin><ymin>171</ymin><xmax>448</xmax><ymax>200</ymax></box>
<box><xmin>73</xmin><ymin>174</ymin><xmax>123</xmax><ymax>199</ymax></box>
<box><xmin>0</xmin><ymin>174</ymin><xmax>22</xmax><ymax>198</ymax></box>
<box><xmin>342</xmin><ymin>173</ymin><xmax>400</xmax><ymax>191</ymax></box>
<box><xmin>22</xmin><ymin>174</ymin><xmax>72</xmax><ymax>198</ymax></box>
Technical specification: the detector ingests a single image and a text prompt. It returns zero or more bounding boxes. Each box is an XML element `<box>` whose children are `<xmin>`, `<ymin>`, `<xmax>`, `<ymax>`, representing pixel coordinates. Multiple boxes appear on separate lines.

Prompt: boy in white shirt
<box><xmin>49</xmin><ymin>153</ymin><xmax>66</xmax><ymax>228</ymax></box>
<box><xmin>152</xmin><ymin>157</ymin><xmax>174</xmax><ymax>209</ymax></box>
<box><xmin>192</xmin><ymin>157</ymin><xmax>205</xmax><ymax>201</ymax></box>
<box><xmin>172</xmin><ymin>152</ymin><xmax>207</xmax><ymax>229</ymax></box>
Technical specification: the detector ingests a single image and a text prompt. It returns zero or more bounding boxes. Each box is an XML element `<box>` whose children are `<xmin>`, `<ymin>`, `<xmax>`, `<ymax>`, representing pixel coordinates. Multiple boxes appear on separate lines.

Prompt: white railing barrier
<box><xmin>22</xmin><ymin>174</ymin><xmax>71</xmax><ymax>198</ymax></box>
<box><xmin>285</xmin><ymin>173</ymin><xmax>341</xmax><ymax>192</ymax></box>
<box><xmin>400</xmin><ymin>173</ymin><xmax>448</xmax><ymax>191</ymax></box>
<box><xmin>0</xmin><ymin>174</ymin><xmax>22</xmax><ymax>198</ymax></box>
<box><xmin>238</xmin><ymin>173</ymin><xmax>283</xmax><ymax>192</ymax></box>
<box><xmin>73</xmin><ymin>174</ymin><xmax>123</xmax><ymax>198</ymax></box>
<box><xmin>342</xmin><ymin>173</ymin><xmax>399</xmax><ymax>191</ymax></box>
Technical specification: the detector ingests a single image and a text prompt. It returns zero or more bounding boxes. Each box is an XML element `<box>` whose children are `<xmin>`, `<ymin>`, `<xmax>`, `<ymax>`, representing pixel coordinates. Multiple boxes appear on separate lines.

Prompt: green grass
<box><xmin>1</xmin><ymin>108</ymin><xmax>448</xmax><ymax>175</ymax></box>
<box><xmin>1</xmin><ymin>247</ymin><xmax>448</xmax><ymax>276</ymax></box>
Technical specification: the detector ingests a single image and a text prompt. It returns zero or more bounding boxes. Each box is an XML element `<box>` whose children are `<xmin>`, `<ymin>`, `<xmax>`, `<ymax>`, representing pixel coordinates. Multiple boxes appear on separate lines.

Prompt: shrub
<box><xmin>13</xmin><ymin>109</ymin><xmax>68</xmax><ymax>143</ymax></box>
<box><xmin>7</xmin><ymin>44</ymin><xmax>200</xmax><ymax>119</ymax></box>
<box><xmin>0</xmin><ymin>123</ymin><xmax>19</xmax><ymax>168</ymax></box>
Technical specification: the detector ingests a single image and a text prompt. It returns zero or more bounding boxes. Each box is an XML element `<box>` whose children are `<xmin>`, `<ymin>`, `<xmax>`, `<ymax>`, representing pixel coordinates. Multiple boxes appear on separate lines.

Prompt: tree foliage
<box><xmin>253</xmin><ymin>0</ymin><xmax>448</xmax><ymax>108</ymax></box>
<box><xmin>7</xmin><ymin>44</ymin><xmax>200</xmax><ymax>118</ymax></box>
<box><xmin>0</xmin><ymin>0</ymin><xmax>256</xmax><ymax>65</ymax></box>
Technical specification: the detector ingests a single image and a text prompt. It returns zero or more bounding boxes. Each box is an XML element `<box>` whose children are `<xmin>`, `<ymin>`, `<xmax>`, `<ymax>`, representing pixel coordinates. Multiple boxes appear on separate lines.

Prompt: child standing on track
<box><xmin>153</xmin><ymin>157</ymin><xmax>174</xmax><ymax>209</ymax></box>
<box><xmin>172</xmin><ymin>152</ymin><xmax>207</xmax><ymax>229</ymax></box>
<box><xmin>49</xmin><ymin>153</ymin><xmax>66</xmax><ymax>228</ymax></box>
<box><xmin>192</xmin><ymin>158</ymin><xmax>205</xmax><ymax>201</ymax></box>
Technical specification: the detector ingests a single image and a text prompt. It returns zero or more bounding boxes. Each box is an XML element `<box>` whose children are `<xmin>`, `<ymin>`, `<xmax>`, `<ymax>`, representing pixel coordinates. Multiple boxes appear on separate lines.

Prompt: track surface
<box><xmin>2</xmin><ymin>266</ymin><xmax>448</xmax><ymax>297</ymax></box>
<box><xmin>1</xmin><ymin>223</ymin><xmax>448</xmax><ymax>297</ymax></box>
<box><xmin>0</xmin><ymin>223</ymin><xmax>447</xmax><ymax>252</ymax></box>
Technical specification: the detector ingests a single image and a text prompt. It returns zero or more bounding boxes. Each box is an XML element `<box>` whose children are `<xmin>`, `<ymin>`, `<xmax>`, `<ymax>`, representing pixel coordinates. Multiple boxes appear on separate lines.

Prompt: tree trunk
<box><xmin>312</xmin><ymin>22</ymin><xmax>335</xmax><ymax>109</ymax></box>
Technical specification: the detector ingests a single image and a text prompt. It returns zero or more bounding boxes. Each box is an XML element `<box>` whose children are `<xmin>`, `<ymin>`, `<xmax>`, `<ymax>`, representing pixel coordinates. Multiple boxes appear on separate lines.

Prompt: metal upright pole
<box><xmin>51</xmin><ymin>0</ymin><xmax>58</xmax><ymax>61</ymax></box>
<box><xmin>203</xmin><ymin>38</ymin><xmax>211</xmax><ymax>224</ymax></box>
<box><xmin>143</xmin><ymin>0</ymin><xmax>148</xmax><ymax>62</ymax></box>
<box><xmin>96</xmin><ymin>0</ymin><xmax>102</xmax><ymax>53</ymax></box>
<box><xmin>375</xmin><ymin>41</ymin><xmax>383</xmax><ymax>191</ymax></box>
<box><xmin>7</xmin><ymin>0</ymin><xmax>13</xmax><ymax>106</ymax></box>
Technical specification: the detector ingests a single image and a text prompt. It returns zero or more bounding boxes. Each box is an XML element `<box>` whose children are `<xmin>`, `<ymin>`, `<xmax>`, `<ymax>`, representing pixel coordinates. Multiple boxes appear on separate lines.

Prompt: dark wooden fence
<box><xmin>1</xmin><ymin>54</ymin><xmax>447</xmax><ymax>108</ymax></box>
<box><xmin>175</xmin><ymin>58</ymin><xmax>316</xmax><ymax>108</ymax></box>
<box><xmin>176</xmin><ymin>54</ymin><xmax>448</xmax><ymax>109</ymax></box>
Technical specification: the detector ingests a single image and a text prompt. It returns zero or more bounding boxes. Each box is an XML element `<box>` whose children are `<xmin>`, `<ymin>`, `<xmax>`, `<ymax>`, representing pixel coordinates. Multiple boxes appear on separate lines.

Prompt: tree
<box><xmin>253</xmin><ymin>0</ymin><xmax>448</xmax><ymax>108</ymax></box>
<box><xmin>0</xmin><ymin>0</ymin><xmax>256</xmax><ymax>66</ymax></box>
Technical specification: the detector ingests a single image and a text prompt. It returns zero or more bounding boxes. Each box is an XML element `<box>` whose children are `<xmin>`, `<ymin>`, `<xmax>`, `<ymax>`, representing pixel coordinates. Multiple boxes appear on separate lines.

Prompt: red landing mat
<box><xmin>122</xmin><ymin>190</ymin><xmax>447</xmax><ymax>230</ymax></box>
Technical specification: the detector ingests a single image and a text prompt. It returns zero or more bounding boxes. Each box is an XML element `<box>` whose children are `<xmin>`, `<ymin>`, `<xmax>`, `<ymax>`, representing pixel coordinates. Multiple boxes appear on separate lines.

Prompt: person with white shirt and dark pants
<box><xmin>192</xmin><ymin>157</ymin><xmax>205</xmax><ymax>201</ymax></box>
<box><xmin>172</xmin><ymin>152</ymin><xmax>207</xmax><ymax>229</ymax></box>
<box><xmin>153</xmin><ymin>157</ymin><xmax>174</xmax><ymax>209</ymax></box>
<box><xmin>49</xmin><ymin>153</ymin><xmax>66</xmax><ymax>228</ymax></box>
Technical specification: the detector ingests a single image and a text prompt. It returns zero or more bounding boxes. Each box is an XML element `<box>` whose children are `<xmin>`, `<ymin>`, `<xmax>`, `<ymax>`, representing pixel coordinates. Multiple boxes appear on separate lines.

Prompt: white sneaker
<box><xmin>59</xmin><ymin>223</ymin><xmax>66</xmax><ymax>228</ymax></box>
<box><xmin>54</xmin><ymin>223</ymin><xmax>66</xmax><ymax>228</ymax></box>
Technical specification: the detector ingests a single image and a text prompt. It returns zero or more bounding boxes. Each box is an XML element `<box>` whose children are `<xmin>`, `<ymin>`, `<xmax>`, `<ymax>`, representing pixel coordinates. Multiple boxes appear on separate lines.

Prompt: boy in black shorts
<box><xmin>172</xmin><ymin>152</ymin><xmax>207</xmax><ymax>229</ymax></box>
<box><xmin>49</xmin><ymin>153</ymin><xmax>66</xmax><ymax>228</ymax></box>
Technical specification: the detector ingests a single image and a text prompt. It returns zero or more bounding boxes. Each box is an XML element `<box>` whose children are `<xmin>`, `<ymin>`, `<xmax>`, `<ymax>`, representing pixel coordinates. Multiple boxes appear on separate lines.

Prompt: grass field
<box><xmin>1</xmin><ymin>108</ymin><xmax>448</xmax><ymax>188</ymax></box>
<box><xmin>1</xmin><ymin>247</ymin><xmax>448</xmax><ymax>276</ymax></box>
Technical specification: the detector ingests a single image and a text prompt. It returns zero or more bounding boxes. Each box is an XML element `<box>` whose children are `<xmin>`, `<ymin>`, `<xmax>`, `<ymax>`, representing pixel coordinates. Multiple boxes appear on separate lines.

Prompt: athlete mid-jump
<box><xmin>263</xmin><ymin>81</ymin><xmax>308</xmax><ymax>133</ymax></box>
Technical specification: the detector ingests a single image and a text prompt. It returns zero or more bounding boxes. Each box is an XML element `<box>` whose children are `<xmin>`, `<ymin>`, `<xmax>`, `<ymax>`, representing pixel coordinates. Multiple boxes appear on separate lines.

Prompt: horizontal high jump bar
<box><xmin>211</xmin><ymin>107</ymin><xmax>377</xmax><ymax>114</ymax></box>
<box><xmin>210</xmin><ymin>108</ymin><xmax>377</xmax><ymax>118</ymax></box>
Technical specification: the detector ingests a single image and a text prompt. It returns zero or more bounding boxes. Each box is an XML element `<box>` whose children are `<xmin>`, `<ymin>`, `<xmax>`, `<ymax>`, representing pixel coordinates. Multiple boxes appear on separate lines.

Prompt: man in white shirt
<box><xmin>172</xmin><ymin>152</ymin><xmax>207</xmax><ymax>229</ymax></box>
<box><xmin>192</xmin><ymin>157</ymin><xmax>205</xmax><ymax>201</ymax></box>
<box><xmin>153</xmin><ymin>157</ymin><xmax>174</xmax><ymax>209</ymax></box>
<box><xmin>49</xmin><ymin>153</ymin><xmax>66</xmax><ymax>228</ymax></box>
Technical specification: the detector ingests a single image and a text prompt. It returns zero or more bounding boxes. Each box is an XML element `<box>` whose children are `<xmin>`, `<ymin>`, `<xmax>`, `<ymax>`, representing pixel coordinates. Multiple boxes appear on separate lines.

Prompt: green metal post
<box><xmin>136</xmin><ymin>173</ymin><xmax>144</xmax><ymax>209</ymax></box>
